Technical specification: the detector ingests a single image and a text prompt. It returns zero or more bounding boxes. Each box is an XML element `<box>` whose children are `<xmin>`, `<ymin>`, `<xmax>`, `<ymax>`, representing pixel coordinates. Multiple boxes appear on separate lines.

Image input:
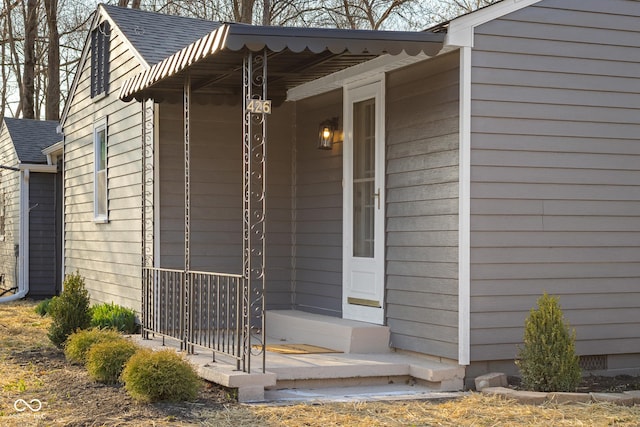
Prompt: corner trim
<box><xmin>458</xmin><ymin>46</ymin><xmax>472</xmax><ymax>366</ymax></box>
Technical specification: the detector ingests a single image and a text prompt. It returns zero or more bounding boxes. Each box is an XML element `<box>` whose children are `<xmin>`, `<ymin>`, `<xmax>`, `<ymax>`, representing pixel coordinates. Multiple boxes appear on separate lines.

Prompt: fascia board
<box><xmin>446</xmin><ymin>0</ymin><xmax>542</xmax><ymax>48</ymax></box>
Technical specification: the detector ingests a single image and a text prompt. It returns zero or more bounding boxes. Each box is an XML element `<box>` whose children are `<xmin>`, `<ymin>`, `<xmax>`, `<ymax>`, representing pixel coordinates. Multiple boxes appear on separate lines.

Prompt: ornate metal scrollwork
<box><xmin>184</xmin><ymin>74</ymin><xmax>192</xmax><ymax>351</ymax></box>
<box><xmin>141</xmin><ymin>99</ymin><xmax>155</xmax><ymax>338</ymax></box>
<box><xmin>242</xmin><ymin>50</ymin><xmax>267</xmax><ymax>373</ymax></box>
<box><xmin>142</xmin><ymin>99</ymin><xmax>155</xmax><ymax>269</ymax></box>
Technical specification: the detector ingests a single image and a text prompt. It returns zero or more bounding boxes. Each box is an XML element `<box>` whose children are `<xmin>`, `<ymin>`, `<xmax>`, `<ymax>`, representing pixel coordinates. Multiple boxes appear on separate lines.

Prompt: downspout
<box><xmin>0</xmin><ymin>168</ymin><xmax>29</xmax><ymax>302</ymax></box>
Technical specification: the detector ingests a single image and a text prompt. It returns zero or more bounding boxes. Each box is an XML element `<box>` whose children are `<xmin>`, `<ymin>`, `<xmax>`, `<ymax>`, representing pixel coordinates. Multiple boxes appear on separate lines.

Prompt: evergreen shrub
<box><xmin>122</xmin><ymin>349</ymin><xmax>201</xmax><ymax>402</ymax></box>
<box><xmin>516</xmin><ymin>292</ymin><xmax>581</xmax><ymax>392</ymax></box>
<box><xmin>86</xmin><ymin>339</ymin><xmax>139</xmax><ymax>384</ymax></box>
<box><xmin>47</xmin><ymin>272</ymin><xmax>91</xmax><ymax>348</ymax></box>
<box><xmin>64</xmin><ymin>328</ymin><xmax>123</xmax><ymax>364</ymax></box>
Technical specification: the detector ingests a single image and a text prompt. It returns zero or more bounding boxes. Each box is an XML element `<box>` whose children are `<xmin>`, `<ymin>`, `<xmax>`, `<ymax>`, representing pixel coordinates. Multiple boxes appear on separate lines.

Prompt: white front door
<box><xmin>343</xmin><ymin>78</ymin><xmax>385</xmax><ymax>325</ymax></box>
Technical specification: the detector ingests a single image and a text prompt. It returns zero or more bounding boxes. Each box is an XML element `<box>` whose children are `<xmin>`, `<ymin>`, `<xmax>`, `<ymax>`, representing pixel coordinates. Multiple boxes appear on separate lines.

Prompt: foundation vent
<box><xmin>579</xmin><ymin>355</ymin><xmax>607</xmax><ymax>371</ymax></box>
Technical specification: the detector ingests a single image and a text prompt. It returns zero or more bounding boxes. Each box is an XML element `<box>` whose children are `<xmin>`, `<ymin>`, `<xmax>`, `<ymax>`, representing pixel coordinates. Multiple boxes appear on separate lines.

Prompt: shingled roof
<box><xmin>2</xmin><ymin>118</ymin><xmax>60</xmax><ymax>164</ymax></box>
<box><xmin>102</xmin><ymin>5</ymin><xmax>222</xmax><ymax>66</ymax></box>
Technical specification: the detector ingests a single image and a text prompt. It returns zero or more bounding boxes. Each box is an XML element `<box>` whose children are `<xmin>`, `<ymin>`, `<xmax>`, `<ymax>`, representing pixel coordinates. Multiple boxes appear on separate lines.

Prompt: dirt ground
<box><xmin>2</xmin><ymin>300</ymin><xmax>640</xmax><ymax>427</ymax></box>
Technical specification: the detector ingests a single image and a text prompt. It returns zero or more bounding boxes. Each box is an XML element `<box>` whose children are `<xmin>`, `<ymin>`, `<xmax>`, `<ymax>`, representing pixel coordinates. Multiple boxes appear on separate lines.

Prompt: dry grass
<box><xmin>0</xmin><ymin>300</ymin><xmax>54</xmax><ymax>421</ymax></box>
<box><xmin>195</xmin><ymin>395</ymin><xmax>640</xmax><ymax>427</ymax></box>
<box><xmin>0</xmin><ymin>300</ymin><xmax>53</xmax><ymax>352</ymax></box>
<box><xmin>1</xmin><ymin>300</ymin><xmax>640</xmax><ymax>426</ymax></box>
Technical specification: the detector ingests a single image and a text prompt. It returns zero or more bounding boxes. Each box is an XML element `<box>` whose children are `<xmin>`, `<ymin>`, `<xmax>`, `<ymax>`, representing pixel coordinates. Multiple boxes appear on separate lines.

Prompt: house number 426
<box><xmin>246</xmin><ymin>99</ymin><xmax>272</xmax><ymax>114</ymax></box>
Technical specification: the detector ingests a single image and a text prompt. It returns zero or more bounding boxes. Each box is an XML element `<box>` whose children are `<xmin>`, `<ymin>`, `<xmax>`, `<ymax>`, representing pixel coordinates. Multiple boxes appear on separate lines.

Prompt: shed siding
<box><xmin>293</xmin><ymin>90</ymin><xmax>344</xmax><ymax>316</ymax></box>
<box><xmin>385</xmin><ymin>53</ymin><xmax>460</xmax><ymax>359</ymax></box>
<box><xmin>28</xmin><ymin>172</ymin><xmax>57</xmax><ymax>297</ymax></box>
<box><xmin>0</xmin><ymin>129</ymin><xmax>20</xmax><ymax>292</ymax></box>
<box><xmin>63</xmin><ymin>21</ymin><xmax>143</xmax><ymax>309</ymax></box>
<box><xmin>469</xmin><ymin>0</ymin><xmax>640</xmax><ymax>361</ymax></box>
<box><xmin>158</xmin><ymin>102</ymin><xmax>293</xmax><ymax>309</ymax></box>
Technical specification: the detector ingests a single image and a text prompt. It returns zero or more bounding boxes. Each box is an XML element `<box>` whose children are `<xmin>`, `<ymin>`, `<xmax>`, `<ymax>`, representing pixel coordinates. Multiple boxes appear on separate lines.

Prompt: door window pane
<box><xmin>353</xmin><ymin>98</ymin><xmax>375</xmax><ymax>258</ymax></box>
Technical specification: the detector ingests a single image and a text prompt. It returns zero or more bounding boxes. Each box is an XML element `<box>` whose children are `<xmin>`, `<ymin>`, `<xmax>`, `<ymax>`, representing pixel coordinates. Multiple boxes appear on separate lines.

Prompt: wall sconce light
<box><xmin>318</xmin><ymin>117</ymin><xmax>340</xmax><ymax>150</ymax></box>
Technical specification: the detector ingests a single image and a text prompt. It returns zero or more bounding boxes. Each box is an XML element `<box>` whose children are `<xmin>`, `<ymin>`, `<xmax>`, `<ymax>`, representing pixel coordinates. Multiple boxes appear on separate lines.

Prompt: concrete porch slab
<box><xmin>267</xmin><ymin>310</ymin><xmax>390</xmax><ymax>353</ymax></box>
<box><xmin>133</xmin><ymin>334</ymin><xmax>465</xmax><ymax>403</ymax></box>
<box><xmin>264</xmin><ymin>350</ymin><xmax>465</xmax><ymax>389</ymax></box>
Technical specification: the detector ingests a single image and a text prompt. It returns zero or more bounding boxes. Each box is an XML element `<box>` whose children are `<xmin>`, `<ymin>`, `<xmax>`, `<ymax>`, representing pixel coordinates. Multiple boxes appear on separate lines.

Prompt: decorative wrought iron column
<box><xmin>242</xmin><ymin>50</ymin><xmax>268</xmax><ymax>373</ymax></box>
<box><xmin>184</xmin><ymin>73</ymin><xmax>192</xmax><ymax>352</ymax></box>
<box><xmin>141</xmin><ymin>99</ymin><xmax>155</xmax><ymax>339</ymax></box>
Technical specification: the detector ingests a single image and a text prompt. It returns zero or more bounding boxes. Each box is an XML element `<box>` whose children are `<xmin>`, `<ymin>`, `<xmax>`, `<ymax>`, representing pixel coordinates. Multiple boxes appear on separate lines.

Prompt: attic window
<box><xmin>91</xmin><ymin>21</ymin><xmax>110</xmax><ymax>98</ymax></box>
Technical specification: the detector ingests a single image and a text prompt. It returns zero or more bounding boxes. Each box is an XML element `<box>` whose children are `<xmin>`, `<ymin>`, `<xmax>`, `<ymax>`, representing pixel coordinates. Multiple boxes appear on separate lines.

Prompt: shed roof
<box><xmin>119</xmin><ymin>22</ymin><xmax>445</xmax><ymax>103</ymax></box>
<box><xmin>2</xmin><ymin>118</ymin><xmax>60</xmax><ymax>164</ymax></box>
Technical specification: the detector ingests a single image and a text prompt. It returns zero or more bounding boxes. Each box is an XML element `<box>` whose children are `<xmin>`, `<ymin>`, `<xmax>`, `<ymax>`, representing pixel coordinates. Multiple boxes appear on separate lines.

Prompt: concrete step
<box><xmin>266</xmin><ymin>310</ymin><xmax>391</xmax><ymax>354</ymax></box>
<box><xmin>264</xmin><ymin>351</ymin><xmax>465</xmax><ymax>392</ymax></box>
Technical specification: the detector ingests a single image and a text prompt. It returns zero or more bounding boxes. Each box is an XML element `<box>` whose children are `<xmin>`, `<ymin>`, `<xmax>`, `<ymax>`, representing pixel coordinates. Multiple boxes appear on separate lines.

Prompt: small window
<box><xmin>94</xmin><ymin>117</ymin><xmax>108</xmax><ymax>222</ymax></box>
<box><xmin>91</xmin><ymin>21</ymin><xmax>110</xmax><ymax>98</ymax></box>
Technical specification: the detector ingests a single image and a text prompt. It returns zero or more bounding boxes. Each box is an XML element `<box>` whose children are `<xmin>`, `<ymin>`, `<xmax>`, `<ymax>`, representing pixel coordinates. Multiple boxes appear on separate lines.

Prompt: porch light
<box><xmin>318</xmin><ymin>117</ymin><xmax>340</xmax><ymax>150</ymax></box>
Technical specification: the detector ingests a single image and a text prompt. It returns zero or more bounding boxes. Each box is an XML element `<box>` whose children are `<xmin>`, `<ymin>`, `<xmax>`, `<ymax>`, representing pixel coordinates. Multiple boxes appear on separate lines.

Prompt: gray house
<box><xmin>61</xmin><ymin>0</ymin><xmax>640</xmax><ymax>390</ymax></box>
<box><xmin>0</xmin><ymin>118</ymin><xmax>63</xmax><ymax>300</ymax></box>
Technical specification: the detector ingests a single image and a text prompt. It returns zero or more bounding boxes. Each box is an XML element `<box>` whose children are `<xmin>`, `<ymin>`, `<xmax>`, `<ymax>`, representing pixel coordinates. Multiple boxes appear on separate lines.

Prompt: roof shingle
<box><xmin>2</xmin><ymin>118</ymin><xmax>60</xmax><ymax>164</ymax></box>
<box><xmin>102</xmin><ymin>5</ymin><xmax>223</xmax><ymax>66</ymax></box>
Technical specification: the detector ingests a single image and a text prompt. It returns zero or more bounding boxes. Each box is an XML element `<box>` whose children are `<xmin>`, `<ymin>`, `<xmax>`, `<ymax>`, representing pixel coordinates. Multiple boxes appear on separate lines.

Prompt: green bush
<box><xmin>91</xmin><ymin>302</ymin><xmax>138</xmax><ymax>333</ymax></box>
<box><xmin>122</xmin><ymin>349</ymin><xmax>201</xmax><ymax>402</ymax></box>
<box><xmin>86</xmin><ymin>339</ymin><xmax>139</xmax><ymax>384</ymax></box>
<box><xmin>34</xmin><ymin>298</ymin><xmax>52</xmax><ymax>316</ymax></box>
<box><xmin>47</xmin><ymin>272</ymin><xmax>92</xmax><ymax>348</ymax></box>
<box><xmin>516</xmin><ymin>292</ymin><xmax>582</xmax><ymax>392</ymax></box>
<box><xmin>64</xmin><ymin>328</ymin><xmax>123</xmax><ymax>364</ymax></box>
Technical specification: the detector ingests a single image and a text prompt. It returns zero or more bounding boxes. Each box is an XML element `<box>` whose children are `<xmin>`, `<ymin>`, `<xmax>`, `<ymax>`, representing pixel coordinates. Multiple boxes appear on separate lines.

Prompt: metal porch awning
<box><xmin>119</xmin><ymin>23</ymin><xmax>445</xmax><ymax>103</ymax></box>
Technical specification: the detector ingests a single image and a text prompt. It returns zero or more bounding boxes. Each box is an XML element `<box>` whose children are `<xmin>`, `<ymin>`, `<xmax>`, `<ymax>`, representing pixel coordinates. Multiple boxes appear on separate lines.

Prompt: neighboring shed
<box><xmin>0</xmin><ymin>118</ymin><xmax>62</xmax><ymax>300</ymax></box>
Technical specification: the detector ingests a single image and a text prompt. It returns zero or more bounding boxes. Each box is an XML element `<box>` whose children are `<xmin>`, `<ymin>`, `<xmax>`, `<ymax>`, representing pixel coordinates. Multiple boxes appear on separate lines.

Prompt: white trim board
<box><xmin>457</xmin><ymin>46</ymin><xmax>472</xmax><ymax>366</ymax></box>
<box><xmin>18</xmin><ymin>163</ymin><xmax>57</xmax><ymax>173</ymax></box>
<box><xmin>287</xmin><ymin>52</ymin><xmax>431</xmax><ymax>102</ymax></box>
<box><xmin>446</xmin><ymin>0</ymin><xmax>542</xmax><ymax>47</ymax></box>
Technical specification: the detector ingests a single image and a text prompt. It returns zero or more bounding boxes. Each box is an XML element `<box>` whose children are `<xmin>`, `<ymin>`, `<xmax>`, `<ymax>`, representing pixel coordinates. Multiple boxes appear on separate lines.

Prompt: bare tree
<box><xmin>21</xmin><ymin>0</ymin><xmax>37</xmax><ymax>119</ymax></box>
<box><xmin>118</xmin><ymin>0</ymin><xmax>141</xmax><ymax>8</ymax></box>
<box><xmin>1</xmin><ymin>15</ymin><xmax>8</xmax><ymax>121</ymax></box>
<box><xmin>2</xmin><ymin>0</ymin><xmax>489</xmax><ymax>119</ymax></box>
<box><xmin>432</xmin><ymin>0</ymin><xmax>498</xmax><ymax>22</ymax></box>
<box><xmin>234</xmin><ymin>0</ymin><xmax>255</xmax><ymax>23</ymax></box>
<box><xmin>3</xmin><ymin>0</ymin><xmax>23</xmax><ymax>117</ymax></box>
<box><xmin>44</xmin><ymin>0</ymin><xmax>59</xmax><ymax>120</ymax></box>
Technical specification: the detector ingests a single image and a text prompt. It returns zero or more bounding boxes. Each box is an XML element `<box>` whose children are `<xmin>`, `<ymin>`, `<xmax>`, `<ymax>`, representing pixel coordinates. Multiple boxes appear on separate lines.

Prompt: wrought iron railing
<box><xmin>141</xmin><ymin>267</ymin><xmax>263</xmax><ymax>372</ymax></box>
<box><xmin>141</xmin><ymin>267</ymin><xmax>184</xmax><ymax>344</ymax></box>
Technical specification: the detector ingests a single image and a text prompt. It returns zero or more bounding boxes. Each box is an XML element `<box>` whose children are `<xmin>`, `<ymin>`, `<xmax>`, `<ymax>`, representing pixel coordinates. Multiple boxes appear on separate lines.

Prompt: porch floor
<box><xmin>133</xmin><ymin>311</ymin><xmax>465</xmax><ymax>403</ymax></box>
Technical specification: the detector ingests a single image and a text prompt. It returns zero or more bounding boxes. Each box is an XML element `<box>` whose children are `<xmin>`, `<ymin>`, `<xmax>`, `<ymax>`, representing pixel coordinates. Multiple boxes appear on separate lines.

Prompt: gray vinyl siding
<box><xmin>28</xmin><ymin>172</ymin><xmax>57</xmax><ymax>297</ymax></box>
<box><xmin>0</xmin><ymin>130</ymin><xmax>20</xmax><ymax>291</ymax></box>
<box><xmin>385</xmin><ymin>52</ymin><xmax>460</xmax><ymax>359</ymax></box>
<box><xmin>293</xmin><ymin>90</ymin><xmax>343</xmax><ymax>316</ymax></box>
<box><xmin>158</xmin><ymin>102</ymin><xmax>293</xmax><ymax>309</ymax></box>
<box><xmin>62</xmin><ymin>19</ymin><xmax>144</xmax><ymax>310</ymax></box>
<box><xmin>469</xmin><ymin>0</ymin><xmax>640</xmax><ymax>361</ymax></box>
